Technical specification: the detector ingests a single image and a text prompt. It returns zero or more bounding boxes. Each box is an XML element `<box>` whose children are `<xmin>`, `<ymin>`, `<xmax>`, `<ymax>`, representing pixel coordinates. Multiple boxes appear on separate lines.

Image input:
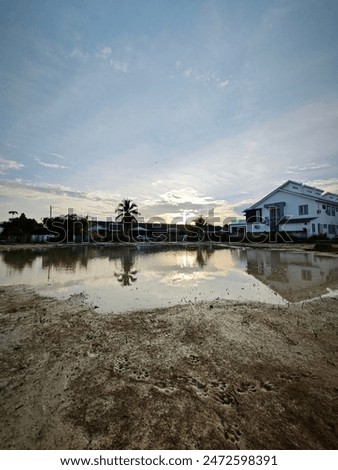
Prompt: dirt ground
<box><xmin>0</xmin><ymin>283</ymin><xmax>337</xmax><ymax>450</ymax></box>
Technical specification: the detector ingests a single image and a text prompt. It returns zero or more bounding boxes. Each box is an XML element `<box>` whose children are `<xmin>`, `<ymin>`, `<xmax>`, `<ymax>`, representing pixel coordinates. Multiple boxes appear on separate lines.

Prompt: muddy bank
<box><xmin>0</xmin><ymin>285</ymin><xmax>337</xmax><ymax>450</ymax></box>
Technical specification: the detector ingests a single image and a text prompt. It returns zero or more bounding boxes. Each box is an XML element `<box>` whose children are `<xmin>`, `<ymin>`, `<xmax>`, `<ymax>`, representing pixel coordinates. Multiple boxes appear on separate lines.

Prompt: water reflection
<box><xmin>1</xmin><ymin>249</ymin><xmax>38</xmax><ymax>271</ymax></box>
<box><xmin>113</xmin><ymin>249</ymin><xmax>138</xmax><ymax>286</ymax></box>
<box><xmin>0</xmin><ymin>247</ymin><xmax>89</xmax><ymax>272</ymax></box>
<box><xmin>246</xmin><ymin>250</ymin><xmax>338</xmax><ymax>301</ymax></box>
<box><xmin>0</xmin><ymin>245</ymin><xmax>337</xmax><ymax>310</ymax></box>
<box><xmin>195</xmin><ymin>247</ymin><xmax>213</xmax><ymax>268</ymax></box>
<box><xmin>41</xmin><ymin>247</ymin><xmax>89</xmax><ymax>271</ymax></box>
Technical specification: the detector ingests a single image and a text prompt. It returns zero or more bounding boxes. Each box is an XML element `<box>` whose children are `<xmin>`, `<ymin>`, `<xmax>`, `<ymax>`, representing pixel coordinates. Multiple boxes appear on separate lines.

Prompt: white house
<box><xmin>244</xmin><ymin>180</ymin><xmax>338</xmax><ymax>239</ymax></box>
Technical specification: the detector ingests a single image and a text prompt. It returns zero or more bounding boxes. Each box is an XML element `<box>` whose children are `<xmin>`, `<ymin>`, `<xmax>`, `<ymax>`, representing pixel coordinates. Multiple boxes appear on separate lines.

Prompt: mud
<box><xmin>0</xmin><ymin>284</ymin><xmax>337</xmax><ymax>449</ymax></box>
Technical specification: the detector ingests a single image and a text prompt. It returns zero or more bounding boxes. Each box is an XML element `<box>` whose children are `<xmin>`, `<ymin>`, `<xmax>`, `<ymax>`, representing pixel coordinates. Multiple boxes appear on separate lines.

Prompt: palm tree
<box><xmin>194</xmin><ymin>215</ymin><xmax>208</xmax><ymax>241</ymax></box>
<box><xmin>8</xmin><ymin>210</ymin><xmax>18</xmax><ymax>219</ymax></box>
<box><xmin>115</xmin><ymin>199</ymin><xmax>140</xmax><ymax>240</ymax></box>
<box><xmin>194</xmin><ymin>215</ymin><xmax>208</xmax><ymax>229</ymax></box>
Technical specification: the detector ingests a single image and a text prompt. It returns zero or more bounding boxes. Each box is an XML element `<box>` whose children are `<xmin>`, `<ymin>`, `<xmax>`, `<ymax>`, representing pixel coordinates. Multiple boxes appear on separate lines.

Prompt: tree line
<box><xmin>1</xmin><ymin>199</ymin><xmax>221</xmax><ymax>243</ymax></box>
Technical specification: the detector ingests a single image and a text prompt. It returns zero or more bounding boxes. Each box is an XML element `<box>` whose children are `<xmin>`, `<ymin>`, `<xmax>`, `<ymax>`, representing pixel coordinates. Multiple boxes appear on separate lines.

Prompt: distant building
<box><xmin>244</xmin><ymin>180</ymin><xmax>338</xmax><ymax>239</ymax></box>
<box><xmin>227</xmin><ymin>219</ymin><xmax>247</xmax><ymax>236</ymax></box>
<box><xmin>31</xmin><ymin>227</ymin><xmax>52</xmax><ymax>242</ymax></box>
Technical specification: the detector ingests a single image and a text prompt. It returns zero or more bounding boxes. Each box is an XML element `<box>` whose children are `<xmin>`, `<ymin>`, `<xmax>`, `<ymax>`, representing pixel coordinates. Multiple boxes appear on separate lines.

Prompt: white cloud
<box><xmin>109</xmin><ymin>59</ymin><xmax>128</xmax><ymax>73</ymax></box>
<box><xmin>95</xmin><ymin>45</ymin><xmax>112</xmax><ymax>60</ymax></box>
<box><xmin>180</xmin><ymin>63</ymin><xmax>229</xmax><ymax>90</ymax></box>
<box><xmin>34</xmin><ymin>156</ymin><xmax>69</xmax><ymax>169</ymax></box>
<box><xmin>0</xmin><ymin>179</ymin><xmax>121</xmax><ymax>219</ymax></box>
<box><xmin>51</xmin><ymin>153</ymin><xmax>66</xmax><ymax>160</ymax></box>
<box><xmin>183</xmin><ymin>68</ymin><xmax>192</xmax><ymax>78</ymax></box>
<box><xmin>164</xmin><ymin>98</ymin><xmax>338</xmax><ymax>203</ymax></box>
<box><xmin>217</xmin><ymin>79</ymin><xmax>229</xmax><ymax>88</ymax></box>
<box><xmin>0</xmin><ymin>156</ymin><xmax>24</xmax><ymax>174</ymax></box>
<box><xmin>287</xmin><ymin>162</ymin><xmax>331</xmax><ymax>173</ymax></box>
<box><xmin>100</xmin><ymin>46</ymin><xmax>112</xmax><ymax>58</ymax></box>
<box><xmin>304</xmin><ymin>178</ymin><xmax>338</xmax><ymax>194</ymax></box>
<box><xmin>52</xmin><ymin>98</ymin><xmax>337</xmax><ymax>224</ymax></box>
<box><xmin>69</xmin><ymin>47</ymin><xmax>89</xmax><ymax>62</ymax></box>
<box><xmin>94</xmin><ymin>45</ymin><xmax>128</xmax><ymax>72</ymax></box>
<box><xmin>0</xmin><ymin>141</ymin><xmax>19</xmax><ymax>149</ymax></box>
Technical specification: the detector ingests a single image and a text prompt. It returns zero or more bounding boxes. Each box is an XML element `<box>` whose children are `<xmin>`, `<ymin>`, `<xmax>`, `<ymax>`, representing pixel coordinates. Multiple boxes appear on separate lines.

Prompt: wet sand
<box><xmin>0</xmin><ymin>284</ymin><xmax>337</xmax><ymax>450</ymax></box>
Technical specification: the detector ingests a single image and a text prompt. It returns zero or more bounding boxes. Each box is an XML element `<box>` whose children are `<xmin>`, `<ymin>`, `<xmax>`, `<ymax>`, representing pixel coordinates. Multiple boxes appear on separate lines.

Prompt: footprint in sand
<box><xmin>154</xmin><ymin>381</ymin><xmax>177</xmax><ymax>394</ymax></box>
<box><xmin>114</xmin><ymin>355</ymin><xmax>130</xmax><ymax>373</ymax></box>
<box><xmin>131</xmin><ymin>368</ymin><xmax>150</xmax><ymax>381</ymax></box>
<box><xmin>186</xmin><ymin>376</ymin><xmax>208</xmax><ymax>396</ymax></box>
<box><xmin>214</xmin><ymin>392</ymin><xmax>237</xmax><ymax>407</ymax></box>
<box><xmin>261</xmin><ymin>381</ymin><xmax>274</xmax><ymax>391</ymax></box>
<box><xmin>188</xmin><ymin>354</ymin><xmax>200</xmax><ymax>365</ymax></box>
<box><xmin>223</xmin><ymin>422</ymin><xmax>243</xmax><ymax>448</ymax></box>
<box><xmin>235</xmin><ymin>382</ymin><xmax>257</xmax><ymax>394</ymax></box>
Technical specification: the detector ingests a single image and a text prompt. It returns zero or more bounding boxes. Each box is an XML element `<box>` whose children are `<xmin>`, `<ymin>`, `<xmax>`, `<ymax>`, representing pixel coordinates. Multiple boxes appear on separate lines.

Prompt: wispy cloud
<box><xmin>1</xmin><ymin>1</ymin><xmax>337</xmax><ymax>224</ymax></box>
<box><xmin>286</xmin><ymin>162</ymin><xmax>331</xmax><ymax>173</ymax></box>
<box><xmin>0</xmin><ymin>142</ymin><xmax>19</xmax><ymax>150</ymax></box>
<box><xmin>95</xmin><ymin>45</ymin><xmax>113</xmax><ymax>60</ymax></box>
<box><xmin>133</xmin><ymin>98</ymin><xmax>338</xmax><ymax>213</ymax></box>
<box><xmin>177</xmin><ymin>62</ymin><xmax>229</xmax><ymax>89</ymax></box>
<box><xmin>0</xmin><ymin>179</ymin><xmax>121</xmax><ymax>219</ymax></box>
<box><xmin>109</xmin><ymin>60</ymin><xmax>128</xmax><ymax>73</ymax></box>
<box><xmin>34</xmin><ymin>156</ymin><xmax>69</xmax><ymax>169</ymax></box>
<box><xmin>68</xmin><ymin>47</ymin><xmax>89</xmax><ymax>62</ymax></box>
<box><xmin>95</xmin><ymin>45</ymin><xmax>128</xmax><ymax>72</ymax></box>
<box><xmin>305</xmin><ymin>178</ymin><xmax>338</xmax><ymax>194</ymax></box>
<box><xmin>0</xmin><ymin>156</ymin><xmax>24</xmax><ymax>174</ymax></box>
<box><xmin>50</xmin><ymin>153</ymin><xmax>66</xmax><ymax>160</ymax></box>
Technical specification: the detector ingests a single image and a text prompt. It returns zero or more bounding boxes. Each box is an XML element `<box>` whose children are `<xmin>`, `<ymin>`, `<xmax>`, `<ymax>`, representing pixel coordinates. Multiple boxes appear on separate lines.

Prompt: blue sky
<box><xmin>0</xmin><ymin>0</ymin><xmax>338</xmax><ymax>224</ymax></box>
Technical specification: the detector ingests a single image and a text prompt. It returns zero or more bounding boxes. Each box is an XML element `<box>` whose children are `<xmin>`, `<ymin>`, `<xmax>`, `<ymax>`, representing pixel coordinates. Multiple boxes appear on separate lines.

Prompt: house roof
<box><xmin>244</xmin><ymin>180</ymin><xmax>338</xmax><ymax>212</ymax></box>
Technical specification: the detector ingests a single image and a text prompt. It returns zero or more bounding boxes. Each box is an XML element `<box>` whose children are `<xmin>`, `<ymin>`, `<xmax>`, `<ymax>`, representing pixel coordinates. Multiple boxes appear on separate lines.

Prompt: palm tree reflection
<box><xmin>195</xmin><ymin>247</ymin><xmax>213</xmax><ymax>268</ymax></box>
<box><xmin>114</xmin><ymin>249</ymin><xmax>138</xmax><ymax>286</ymax></box>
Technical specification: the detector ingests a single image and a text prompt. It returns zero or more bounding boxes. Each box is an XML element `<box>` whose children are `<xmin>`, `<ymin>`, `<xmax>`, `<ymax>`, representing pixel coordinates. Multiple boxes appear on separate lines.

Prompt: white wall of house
<box><xmin>228</xmin><ymin>220</ymin><xmax>247</xmax><ymax>234</ymax></box>
<box><xmin>245</xmin><ymin>181</ymin><xmax>338</xmax><ymax>239</ymax></box>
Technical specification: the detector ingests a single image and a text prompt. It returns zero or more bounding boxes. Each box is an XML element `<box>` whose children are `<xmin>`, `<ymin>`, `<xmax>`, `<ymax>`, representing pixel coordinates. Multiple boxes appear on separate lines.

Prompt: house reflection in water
<box><xmin>246</xmin><ymin>250</ymin><xmax>338</xmax><ymax>301</ymax></box>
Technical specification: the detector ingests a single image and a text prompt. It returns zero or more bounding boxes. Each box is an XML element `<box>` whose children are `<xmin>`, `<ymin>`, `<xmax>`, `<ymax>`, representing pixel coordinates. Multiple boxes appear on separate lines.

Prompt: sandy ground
<box><xmin>0</xmin><ymin>283</ymin><xmax>337</xmax><ymax>450</ymax></box>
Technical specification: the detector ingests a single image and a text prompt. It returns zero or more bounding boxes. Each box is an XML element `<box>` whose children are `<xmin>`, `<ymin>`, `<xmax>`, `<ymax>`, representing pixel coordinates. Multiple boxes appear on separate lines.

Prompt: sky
<box><xmin>0</xmin><ymin>0</ymin><xmax>338</xmax><ymax>225</ymax></box>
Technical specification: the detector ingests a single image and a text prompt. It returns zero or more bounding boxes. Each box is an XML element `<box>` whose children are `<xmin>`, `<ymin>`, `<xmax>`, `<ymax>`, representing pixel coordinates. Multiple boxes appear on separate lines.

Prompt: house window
<box><xmin>322</xmin><ymin>204</ymin><xmax>327</xmax><ymax>209</ymax></box>
<box><xmin>328</xmin><ymin>225</ymin><xmax>336</xmax><ymax>235</ymax></box>
<box><xmin>298</xmin><ymin>204</ymin><xmax>309</xmax><ymax>215</ymax></box>
<box><xmin>324</xmin><ymin>224</ymin><xmax>328</xmax><ymax>229</ymax></box>
<box><xmin>312</xmin><ymin>224</ymin><xmax>315</xmax><ymax>233</ymax></box>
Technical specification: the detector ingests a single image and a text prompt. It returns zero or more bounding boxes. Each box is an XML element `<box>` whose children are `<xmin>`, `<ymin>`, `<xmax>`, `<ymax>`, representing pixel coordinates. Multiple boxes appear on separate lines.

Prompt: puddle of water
<box><xmin>0</xmin><ymin>245</ymin><xmax>337</xmax><ymax>312</ymax></box>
